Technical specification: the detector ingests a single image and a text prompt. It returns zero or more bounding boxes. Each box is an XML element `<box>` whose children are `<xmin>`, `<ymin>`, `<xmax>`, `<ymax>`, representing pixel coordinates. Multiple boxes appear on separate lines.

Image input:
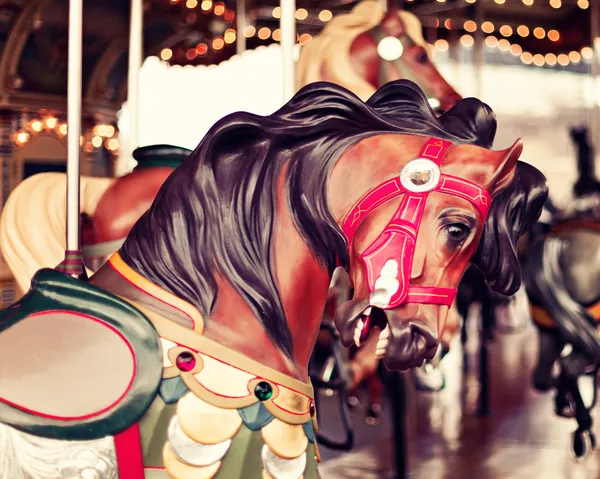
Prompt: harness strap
<box><xmin>341</xmin><ymin>137</ymin><xmax>491</xmax><ymax>309</ymax></box>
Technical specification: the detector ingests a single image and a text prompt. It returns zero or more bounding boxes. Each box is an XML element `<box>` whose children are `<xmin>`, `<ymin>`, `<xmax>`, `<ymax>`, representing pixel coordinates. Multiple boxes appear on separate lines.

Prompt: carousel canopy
<box><xmin>0</xmin><ymin>0</ymin><xmax>594</xmax><ymax>111</ymax></box>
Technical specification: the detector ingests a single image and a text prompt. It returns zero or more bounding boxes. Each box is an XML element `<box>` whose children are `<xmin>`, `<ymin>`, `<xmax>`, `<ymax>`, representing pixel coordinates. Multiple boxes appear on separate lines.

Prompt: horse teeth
<box><xmin>354</xmin><ymin>318</ymin><xmax>364</xmax><ymax>347</ymax></box>
<box><xmin>380</xmin><ymin>325</ymin><xmax>390</xmax><ymax>339</ymax></box>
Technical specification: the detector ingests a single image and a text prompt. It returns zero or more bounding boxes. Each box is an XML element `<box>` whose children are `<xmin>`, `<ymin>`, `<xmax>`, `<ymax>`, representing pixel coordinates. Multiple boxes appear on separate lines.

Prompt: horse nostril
<box><xmin>382</xmin><ymin>321</ymin><xmax>439</xmax><ymax>371</ymax></box>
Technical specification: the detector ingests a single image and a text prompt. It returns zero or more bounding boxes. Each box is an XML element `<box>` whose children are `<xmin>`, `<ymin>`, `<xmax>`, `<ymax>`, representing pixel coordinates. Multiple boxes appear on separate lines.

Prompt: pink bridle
<box><xmin>342</xmin><ymin>137</ymin><xmax>491</xmax><ymax>310</ymax></box>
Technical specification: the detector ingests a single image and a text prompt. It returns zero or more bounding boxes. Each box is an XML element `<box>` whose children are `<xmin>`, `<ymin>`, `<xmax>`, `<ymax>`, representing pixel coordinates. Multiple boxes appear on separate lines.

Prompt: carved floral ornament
<box><xmin>12</xmin><ymin>117</ymin><xmax>120</xmax><ymax>154</ymax></box>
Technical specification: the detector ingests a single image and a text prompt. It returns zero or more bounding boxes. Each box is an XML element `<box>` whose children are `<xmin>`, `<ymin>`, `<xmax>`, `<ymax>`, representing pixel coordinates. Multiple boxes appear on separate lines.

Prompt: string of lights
<box><xmin>161</xmin><ymin>0</ymin><xmax>593</xmax><ymax>68</ymax></box>
<box><xmin>13</xmin><ymin>118</ymin><xmax>119</xmax><ymax>153</ymax></box>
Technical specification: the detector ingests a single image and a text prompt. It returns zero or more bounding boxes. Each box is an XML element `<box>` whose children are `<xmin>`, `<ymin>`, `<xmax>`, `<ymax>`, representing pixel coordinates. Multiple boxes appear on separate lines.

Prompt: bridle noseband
<box><xmin>342</xmin><ymin>137</ymin><xmax>491</xmax><ymax>310</ymax></box>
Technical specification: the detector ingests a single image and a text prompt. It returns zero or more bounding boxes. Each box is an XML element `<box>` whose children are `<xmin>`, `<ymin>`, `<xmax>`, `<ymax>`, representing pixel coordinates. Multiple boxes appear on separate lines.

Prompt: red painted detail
<box><xmin>342</xmin><ymin>137</ymin><xmax>490</xmax><ymax>310</ymax></box>
<box><xmin>108</xmin><ymin>262</ymin><xmax>196</xmax><ymax>329</ymax></box>
<box><xmin>0</xmin><ymin>310</ymin><xmax>137</xmax><ymax>421</ymax></box>
<box><xmin>114</xmin><ymin>423</ymin><xmax>145</xmax><ymax>479</ymax></box>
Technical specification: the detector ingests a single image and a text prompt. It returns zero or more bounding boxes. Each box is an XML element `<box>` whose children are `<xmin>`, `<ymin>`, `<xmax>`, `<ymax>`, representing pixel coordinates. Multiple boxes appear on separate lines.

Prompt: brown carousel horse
<box><xmin>0</xmin><ymin>81</ymin><xmax>546</xmax><ymax>478</ymax></box>
<box><xmin>296</xmin><ymin>0</ymin><xmax>464</xmax><ymax>416</ymax></box>
<box><xmin>0</xmin><ymin>144</ymin><xmax>191</xmax><ymax>294</ymax></box>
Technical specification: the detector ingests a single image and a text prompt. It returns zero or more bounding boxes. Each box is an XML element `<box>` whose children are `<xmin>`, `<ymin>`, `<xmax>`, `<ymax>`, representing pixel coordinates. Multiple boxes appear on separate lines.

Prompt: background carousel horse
<box><xmin>0</xmin><ymin>80</ymin><xmax>546</xmax><ymax>479</ymax></box>
<box><xmin>522</xmin><ymin>125</ymin><xmax>600</xmax><ymax>458</ymax></box>
<box><xmin>0</xmin><ymin>144</ymin><xmax>191</xmax><ymax>295</ymax></box>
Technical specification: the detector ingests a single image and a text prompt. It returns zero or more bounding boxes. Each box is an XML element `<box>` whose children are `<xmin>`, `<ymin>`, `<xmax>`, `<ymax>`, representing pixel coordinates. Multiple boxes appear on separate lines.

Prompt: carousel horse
<box><xmin>295</xmin><ymin>0</ymin><xmax>485</xmax><ymax>404</ymax></box>
<box><xmin>523</xmin><ymin>126</ymin><xmax>600</xmax><ymax>457</ymax></box>
<box><xmin>0</xmin><ymin>144</ymin><xmax>190</xmax><ymax>294</ymax></box>
<box><xmin>0</xmin><ymin>81</ymin><xmax>546</xmax><ymax>478</ymax></box>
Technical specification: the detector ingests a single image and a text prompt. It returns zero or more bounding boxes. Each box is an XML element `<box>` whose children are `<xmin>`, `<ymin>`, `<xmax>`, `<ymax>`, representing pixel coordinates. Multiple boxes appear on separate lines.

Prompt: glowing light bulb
<box><xmin>45</xmin><ymin>117</ymin><xmax>58</xmax><ymax>129</ymax></box>
<box><xmin>58</xmin><ymin>124</ymin><xmax>67</xmax><ymax>135</ymax></box>
<box><xmin>550</xmin><ymin>0</ymin><xmax>561</xmax><ymax>7</ymax></box>
<box><xmin>185</xmin><ymin>0</ymin><xmax>198</xmax><ymax>8</ymax></box>
<box><xmin>533</xmin><ymin>27</ymin><xmax>545</xmax><ymax>39</ymax></box>
<box><xmin>272</xmin><ymin>6</ymin><xmax>280</xmax><ymax>18</ymax></box>
<box><xmin>517</xmin><ymin>25</ymin><xmax>529</xmax><ymax>37</ymax></box>
<box><xmin>582</xmin><ymin>46</ymin><xmax>593</xmax><ymax>59</ymax></box>
<box><xmin>434</xmin><ymin>39</ymin><xmax>449</xmax><ymax>51</ymax></box>
<box><xmin>569</xmin><ymin>51</ymin><xmax>581</xmax><ymax>63</ymax></box>
<box><xmin>258</xmin><ymin>27</ymin><xmax>271</xmax><ymax>40</ymax></box>
<box><xmin>481</xmin><ymin>21</ymin><xmax>494</xmax><ymax>33</ymax></box>
<box><xmin>548</xmin><ymin>30</ymin><xmax>559</xmax><ymax>41</ymax></box>
<box><xmin>499</xmin><ymin>25</ymin><xmax>513</xmax><ymax>37</ymax></box>
<box><xmin>510</xmin><ymin>44</ymin><xmax>522</xmax><ymax>56</ymax></box>
<box><xmin>377</xmin><ymin>36</ymin><xmax>404</xmax><ymax>60</ymax></box>
<box><xmin>545</xmin><ymin>53</ymin><xmax>557</xmax><ymax>65</ymax></box>
<box><xmin>244</xmin><ymin>26</ymin><xmax>256</xmax><ymax>37</ymax></box>
<box><xmin>485</xmin><ymin>36</ymin><xmax>498</xmax><ymax>48</ymax></box>
<box><xmin>92</xmin><ymin>136</ymin><xmax>103</xmax><ymax>148</ymax></box>
<box><xmin>212</xmin><ymin>37</ymin><xmax>224</xmax><ymax>50</ymax></box>
<box><xmin>201</xmin><ymin>0</ymin><xmax>212</xmax><ymax>10</ymax></box>
<box><xmin>533</xmin><ymin>54</ymin><xmax>545</xmax><ymax>66</ymax></box>
<box><xmin>521</xmin><ymin>52</ymin><xmax>533</xmax><ymax>64</ymax></box>
<box><xmin>295</xmin><ymin>8</ymin><xmax>308</xmax><ymax>20</ymax></box>
<box><xmin>31</xmin><ymin>120</ymin><xmax>42</xmax><ymax>132</ymax></box>
<box><xmin>319</xmin><ymin>10</ymin><xmax>332</xmax><ymax>21</ymax></box>
<box><xmin>464</xmin><ymin>20</ymin><xmax>477</xmax><ymax>32</ymax></box>
<box><xmin>557</xmin><ymin>54</ymin><xmax>569</xmax><ymax>65</ymax></box>
<box><xmin>578</xmin><ymin>0</ymin><xmax>589</xmax><ymax>8</ymax></box>
<box><xmin>299</xmin><ymin>33</ymin><xmax>312</xmax><ymax>45</ymax></box>
<box><xmin>15</xmin><ymin>131</ymin><xmax>29</xmax><ymax>144</ymax></box>
<box><xmin>460</xmin><ymin>35</ymin><xmax>474</xmax><ymax>47</ymax></box>
<box><xmin>160</xmin><ymin>48</ymin><xmax>173</xmax><ymax>61</ymax></box>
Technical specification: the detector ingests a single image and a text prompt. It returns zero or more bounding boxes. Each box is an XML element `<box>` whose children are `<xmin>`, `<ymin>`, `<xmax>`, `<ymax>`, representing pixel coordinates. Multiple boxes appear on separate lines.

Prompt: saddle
<box><xmin>0</xmin><ymin>268</ymin><xmax>163</xmax><ymax>440</ymax></box>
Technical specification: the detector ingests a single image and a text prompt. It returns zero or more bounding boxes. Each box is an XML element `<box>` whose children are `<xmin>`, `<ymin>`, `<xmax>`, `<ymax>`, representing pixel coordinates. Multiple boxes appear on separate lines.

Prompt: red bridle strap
<box><xmin>341</xmin><ymin>137</ymin><xmax>491</xmax><ymax>309</ymax></box>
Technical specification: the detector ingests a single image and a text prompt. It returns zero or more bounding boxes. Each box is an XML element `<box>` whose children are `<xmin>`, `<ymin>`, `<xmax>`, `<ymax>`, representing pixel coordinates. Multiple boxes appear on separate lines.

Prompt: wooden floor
<box><xmin>317</xmin><ymin>318</ymin><xmax>600</xmax><ymax>478</ymax></box>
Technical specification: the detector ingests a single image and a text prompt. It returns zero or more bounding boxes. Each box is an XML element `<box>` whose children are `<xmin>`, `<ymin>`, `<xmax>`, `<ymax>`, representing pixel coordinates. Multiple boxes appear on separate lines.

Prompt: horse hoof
<box><xmin>555</xmin><ymin>394</ymin><xmax>576</xmax><ymax>418</ymax></box>
<box><xmin>365</xmin><ymin>403</ymin><xmax>381</xmax><ymax>426</ymax></box>
<box><xmin>347</xmin><ymin>395</ymin><xmax>360</xmax><ymax>409</ymax></box>
<box><xmin>572</xmin><ymin>429</ymin><xmax>594</xmax><ymax>459</ymax></box>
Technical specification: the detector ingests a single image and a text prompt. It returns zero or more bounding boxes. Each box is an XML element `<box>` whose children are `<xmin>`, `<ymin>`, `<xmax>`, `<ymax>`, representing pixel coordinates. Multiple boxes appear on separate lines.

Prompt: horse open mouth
<box><xmin>334</xmin><ymin>298</ymin><xmax>439</xmax><ymax>370</ymax></box>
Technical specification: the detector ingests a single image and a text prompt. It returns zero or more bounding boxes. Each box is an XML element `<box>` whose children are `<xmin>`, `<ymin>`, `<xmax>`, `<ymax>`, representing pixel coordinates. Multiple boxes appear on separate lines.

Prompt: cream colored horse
<box><xmin>296</xmin><ymin>1</ymin><xmax>447</xmax><ymax>102</ymax></box>
<box><xmin>0</xmin><ymin>173</ymin><xmax>114</xmax><ymax>295</ymax></box>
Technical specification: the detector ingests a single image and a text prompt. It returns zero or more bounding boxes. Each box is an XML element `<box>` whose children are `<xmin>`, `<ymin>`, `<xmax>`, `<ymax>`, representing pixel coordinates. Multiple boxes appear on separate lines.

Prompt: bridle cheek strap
<box><xmin>342</xmin><ymin>137</ymin><xmax>491</xmax><ymax>310</ymax></box>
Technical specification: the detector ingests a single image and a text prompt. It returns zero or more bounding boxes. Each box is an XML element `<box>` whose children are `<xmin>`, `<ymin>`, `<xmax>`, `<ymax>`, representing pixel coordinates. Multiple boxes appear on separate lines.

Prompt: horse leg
<box><xmin>559</xmin><ymin>352</ymin><xmax>597</xmax><ymax>457</ymax></box>
<box><xmin>532</xmin><ymin>327</ymin><xmax>564</xmax><ymax>392</ymax></box>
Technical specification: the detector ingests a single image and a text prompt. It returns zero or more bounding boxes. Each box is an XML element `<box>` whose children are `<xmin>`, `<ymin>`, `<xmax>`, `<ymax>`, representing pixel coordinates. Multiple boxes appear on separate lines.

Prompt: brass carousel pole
<box><xmin>237</xmin><ymin>0</ymin><xmax>247</xmax><ymax>108</ymax></box>
<box><xmin>591</xmin><ymin>0</ymin><xmax>599</xmax><ymax>152</ymax></box>
<box><xmin>237</xmin><ymin>0</ymin><xmax>246</xmax><ymax>56</ymax></box>
<box><xmin>474</xmin><ymin>0</ymin><xmax>484</xmax><ymax>99</ymax></box>
<box><xmin>56</xmin><ymin>0</ymin><xmax>85</xmax><ymax>278</ymax></box>
<box><xmin>280</xmin><ymin>0</ymin><xmax>295</xmax><ymax>102</ymax></box>
<box><xmin>128</xmin><ymin>0</ymin><xmax>143</xmax><ymax>151</ymax></box>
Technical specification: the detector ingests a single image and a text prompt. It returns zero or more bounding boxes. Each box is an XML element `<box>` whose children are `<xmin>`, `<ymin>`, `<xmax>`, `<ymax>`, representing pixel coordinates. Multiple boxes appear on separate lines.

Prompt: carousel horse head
<box><xmin>296</xmin><ymin>0</ymin><xmax>461</xmax><ymax>111</ymax></box>
<box><xmin>120</xmin><ymin>80</ymin><xmax>547</xmax><ymax>372</ymax></box>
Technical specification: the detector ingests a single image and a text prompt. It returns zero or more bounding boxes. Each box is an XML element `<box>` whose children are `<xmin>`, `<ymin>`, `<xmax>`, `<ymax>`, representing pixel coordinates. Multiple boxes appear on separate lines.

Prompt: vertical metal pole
<box><xmin>280</xmin><ymin>0</ymin><xmax>296</xmax><ymax>102</ymax></box>
<box><xmin>128</xmin><ymin>0</ymin><xmax>143</xmax><ymax>151</ymax></box>
<box><xmin>591</xmin><ymin>0</ymin><xmax>600</xmax><ymax>153</ymax></box>
<box><xmin>474</xmin><ymin>0</ymin><xmax>484</xmax><ymax>99</ymax></box>
<box><xmin>236</xmin><ymin>0</ymin><xmax>246</xmax><ymax>56</ymax></box>
<box><xmin>66</xmin><ymin>0</ymin><xmax>82</xmax><ymax>255</ymax></box>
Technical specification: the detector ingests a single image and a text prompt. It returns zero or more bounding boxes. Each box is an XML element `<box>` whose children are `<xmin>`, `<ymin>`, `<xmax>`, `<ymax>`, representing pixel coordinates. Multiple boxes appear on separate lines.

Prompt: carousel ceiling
<box><xmin>0</xmin><ymin>0</ymin><xmax>594</xmax><ymax>104</ymax></box>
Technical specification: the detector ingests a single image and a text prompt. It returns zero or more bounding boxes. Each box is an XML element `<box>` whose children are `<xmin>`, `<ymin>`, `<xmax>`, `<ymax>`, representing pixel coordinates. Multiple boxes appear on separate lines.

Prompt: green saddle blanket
<box><xmin>0</xmin><ymin>268</ymin><xmax>163</xmax><ymax>440</ymax></box>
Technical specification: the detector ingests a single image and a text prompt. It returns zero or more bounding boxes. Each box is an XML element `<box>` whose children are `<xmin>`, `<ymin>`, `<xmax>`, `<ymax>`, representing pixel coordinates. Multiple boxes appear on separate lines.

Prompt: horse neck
<box><xmin>205</xmin><ymin>170</ymin><xmax>334</xmax><ymax>382</ymax></box>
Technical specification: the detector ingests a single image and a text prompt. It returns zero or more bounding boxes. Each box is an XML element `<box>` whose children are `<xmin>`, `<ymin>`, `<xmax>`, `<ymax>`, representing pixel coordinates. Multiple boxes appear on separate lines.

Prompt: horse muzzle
<box><xmin>333</xmin><ymin>298</ymin><xmax>440</xmax><ymax>371</ymax></box>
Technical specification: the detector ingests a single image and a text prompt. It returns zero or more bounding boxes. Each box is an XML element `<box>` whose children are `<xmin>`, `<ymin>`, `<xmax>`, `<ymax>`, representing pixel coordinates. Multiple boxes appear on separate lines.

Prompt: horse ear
<box><xmin>488</xmin><ymin>139</ymin><xmax>523</xmax><ymax>197</ymax></box>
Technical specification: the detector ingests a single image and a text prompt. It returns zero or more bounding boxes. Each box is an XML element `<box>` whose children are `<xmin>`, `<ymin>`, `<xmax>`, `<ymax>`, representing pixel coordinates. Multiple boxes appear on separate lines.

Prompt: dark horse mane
<box><xmin>120</xmin><ymin>80</ymin><xmax>546</xmax><ymax>358</ymax></box>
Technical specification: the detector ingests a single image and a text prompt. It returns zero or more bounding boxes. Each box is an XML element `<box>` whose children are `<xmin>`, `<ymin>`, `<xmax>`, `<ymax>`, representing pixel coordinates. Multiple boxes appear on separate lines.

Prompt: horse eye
<box><xmin>445</xmin><ymin>223</ymin><xmax>470</xmax><ymax>243</ymax></box>
<box><xmin>417</xmin><ymin>52</ymin><xmax>429</xmax><ymax>64</ymax></box>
